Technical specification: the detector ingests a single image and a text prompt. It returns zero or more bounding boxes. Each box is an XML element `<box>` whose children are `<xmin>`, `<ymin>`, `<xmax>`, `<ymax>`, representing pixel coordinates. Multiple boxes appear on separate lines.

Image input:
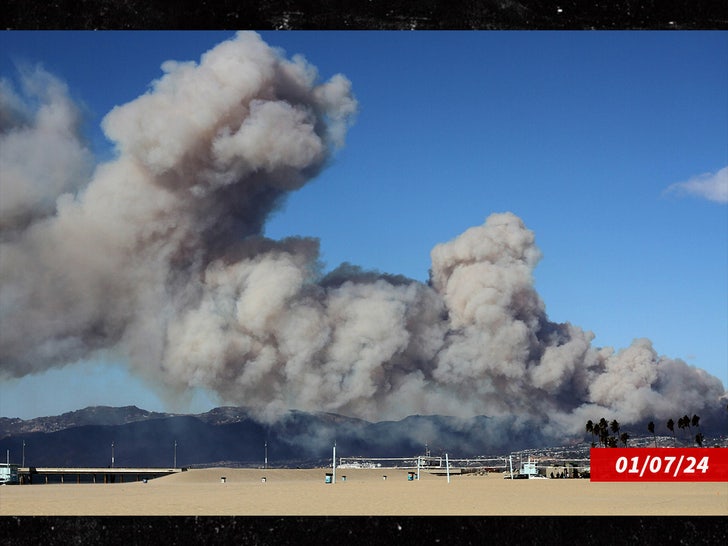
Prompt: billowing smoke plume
<box><xmin>1</xmin><ymin>32</ymin><xmax>725</xmax><ymax>444</ymax></box>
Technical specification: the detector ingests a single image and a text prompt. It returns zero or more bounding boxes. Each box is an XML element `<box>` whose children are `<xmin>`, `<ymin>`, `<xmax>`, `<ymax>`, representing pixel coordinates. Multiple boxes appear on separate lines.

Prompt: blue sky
<box><xmin>1</xmin><ymin>31</ymin><xmax>726</xmax><ymax>420</ymax></box>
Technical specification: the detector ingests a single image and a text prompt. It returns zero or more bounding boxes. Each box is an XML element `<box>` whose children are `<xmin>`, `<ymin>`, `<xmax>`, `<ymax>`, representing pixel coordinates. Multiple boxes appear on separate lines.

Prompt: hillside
<box><xmin>1</xmin><ymin>406</ymin><xmax>724</xmax><ymax>468</ymax></box>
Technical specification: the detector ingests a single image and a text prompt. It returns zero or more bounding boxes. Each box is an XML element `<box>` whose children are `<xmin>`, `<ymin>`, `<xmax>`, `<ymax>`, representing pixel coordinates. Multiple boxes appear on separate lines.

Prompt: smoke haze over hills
<box><xmin>0</xmin><ymin>32</ymin><xmax>725</xmax><ymax>448</ymax></box>
<box><xmin>1</xmin><ymin>405</ymin><xmax>725</xmax><ymax>468</ymax></box>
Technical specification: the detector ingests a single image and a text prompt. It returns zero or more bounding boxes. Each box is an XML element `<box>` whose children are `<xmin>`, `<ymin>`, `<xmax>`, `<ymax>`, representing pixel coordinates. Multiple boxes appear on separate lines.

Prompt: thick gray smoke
<box><xmin>1</xmin><ymin>32</ymin><xmax>725</xmax><ymax>444</ymax></box>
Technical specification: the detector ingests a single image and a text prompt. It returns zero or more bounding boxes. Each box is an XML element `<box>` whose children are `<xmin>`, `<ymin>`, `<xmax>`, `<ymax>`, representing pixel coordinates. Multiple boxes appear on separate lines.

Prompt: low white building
<box><xmin>0</xmin><ymin>463</ymin><xmax>19</xmax><ymax>485</ymax></box>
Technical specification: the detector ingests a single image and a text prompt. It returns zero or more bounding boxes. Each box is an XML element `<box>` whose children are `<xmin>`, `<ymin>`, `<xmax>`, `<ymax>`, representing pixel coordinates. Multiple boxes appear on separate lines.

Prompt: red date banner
<box><xmin>590</xmin><ymin>448</ymin><xmax>728</xmax><ymax>482</ymax></box>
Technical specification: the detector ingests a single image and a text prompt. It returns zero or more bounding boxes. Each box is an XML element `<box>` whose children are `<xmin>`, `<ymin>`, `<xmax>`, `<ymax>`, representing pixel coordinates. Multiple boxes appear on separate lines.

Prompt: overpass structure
<box><xmin>17</xmin><ymin>466</ymin><xmax>186</xmax><ymax>484</ymax></box>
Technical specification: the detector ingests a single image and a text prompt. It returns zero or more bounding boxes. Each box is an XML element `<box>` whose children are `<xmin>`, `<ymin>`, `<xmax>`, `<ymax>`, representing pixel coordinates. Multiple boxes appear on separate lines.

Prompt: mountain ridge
<box><xmin>1</xmin><ymin>405</ymin><xmax>724</xmax><ymax>468</ymax></box>
<box><xmin>0</xmin><ymin>406</ymin><xmax>523</xmax><ymax>467</ymax></box>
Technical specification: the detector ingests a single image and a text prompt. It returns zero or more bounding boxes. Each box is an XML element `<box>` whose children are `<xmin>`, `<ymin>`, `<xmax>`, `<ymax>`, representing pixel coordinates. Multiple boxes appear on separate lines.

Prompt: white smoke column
<box><xmin>0</xmin><ymin>33</ymin><xmax>725</xmax><ymax>442</ymax></box>
<box><xmin>0</xmin><ymin>32</ymin><xmax>357</xmax><ymax>384</ymax></box>
<box><xmin>0</xmin><ymin>67</ymin><xmax>93</xmax><ymax>233</ymax></box>
<box><xmin>430</xmin><ymin>213</ymin><xmax>552</xmax><ymax>413</ymax></box>
<box><xmin>428</xmin><ymin>214</ymin><xmax>725</xmax><ymax>436</ymax></box>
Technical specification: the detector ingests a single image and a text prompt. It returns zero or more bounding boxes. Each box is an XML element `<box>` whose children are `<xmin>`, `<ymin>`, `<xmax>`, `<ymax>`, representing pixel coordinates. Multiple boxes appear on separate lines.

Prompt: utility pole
<box><xmin>174</xmin><ymin>441</ymin><xmax>177</xmax><ymax>469</ymax></box>
<box><xmin>111</xmin><ymin>441</ymin><xmax>115</xmax><ymax>468</ymax></box>
<box><xmin>332</xmin><ymin>441</ymin><xmax>336</xmax><ymax>484</ymax></box>
<box><xmin>22</xmin><ymin>440</ymin><xmax>25</xmax><ymax>468</ymax></box>
<box><xmin>264</xmin><ymin>441</ymin><xmax>268</xmax><ymax>469</ymax></box>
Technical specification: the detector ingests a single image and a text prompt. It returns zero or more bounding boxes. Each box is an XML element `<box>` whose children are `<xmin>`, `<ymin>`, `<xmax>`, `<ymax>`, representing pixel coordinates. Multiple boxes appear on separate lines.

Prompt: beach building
<box><xmin>0</xmin><ymin>462</ymin><xmax>20</xmax><ymax>485</ymax></box>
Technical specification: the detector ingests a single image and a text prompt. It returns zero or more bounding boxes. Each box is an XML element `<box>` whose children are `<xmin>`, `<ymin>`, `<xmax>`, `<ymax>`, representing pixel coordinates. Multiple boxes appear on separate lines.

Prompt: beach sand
<box><xmin>1</xmin><ymin>468</ymin><xmax>726</xmax><ymax>516</ymax></box>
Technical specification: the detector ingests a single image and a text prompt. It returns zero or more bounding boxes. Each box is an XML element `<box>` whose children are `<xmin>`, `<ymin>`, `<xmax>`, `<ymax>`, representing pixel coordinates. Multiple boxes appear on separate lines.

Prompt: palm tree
<box><xmin>599</xmin><ymin>418</ymin><xmax>608</xmax><ymax>433</ymax></box>
<box><xmin>676</xmin><ymin>416</ymin><xmax>685</xmax><ymax>444</ymax></box>
<box><xmin>647</xmin><ymin>421</ymin><xmax>656</xmax><ymax>447</ymax></box>
<box><xmin>585</xmin><ymin>420</ymin><xmax>596</xmax><ymax>448</ymax></box>
<box><xmin>599</xmin><ymin>427</ymin><xmax>609</xmax><ymax>448</ymax></box>
<box><xmin>620</xmin><ymin>432</ymin><xmax>630</xmax><ymax>447</ymax></box>
<box><xmin>682</xmin><ymin>414</ymin><xmax>693</xmax><ymax>441</ymax></box>
<box><xmin>605</xmin><ymin>420</ymin><xmax>620</xmax><ymax>448</ymax></box>
<box><xmin>667</xmin><ymin>418</ymin><xmax>676</xmax><ymax>446</ymax></box>
<box><xmin>598</xmin><ymin>418</ymin><xmax>609</xmax><ymax>447</ymax></box>
<box><xmin>610</xmin><ymin>419</ymin><xmax>620</xmax><ymax>437</ymax></box>
<box><xmin>691</xmin><ymin>414</ymin><xmax>700</xmax><ymax>429</ymax></box>
<box><xmin>691</xmin><ymin>414</ymin><xmax>701</xmax><ymax>445</ymax></box>
<box><xmin>695</xmin><ymin>432</ymin><xmax>704</xmax><ymax>447</ymax></box>
<box><xmin>677</xmin><ymin>416</ymin><xmax>693</xmax><ymax>444</ymax></box>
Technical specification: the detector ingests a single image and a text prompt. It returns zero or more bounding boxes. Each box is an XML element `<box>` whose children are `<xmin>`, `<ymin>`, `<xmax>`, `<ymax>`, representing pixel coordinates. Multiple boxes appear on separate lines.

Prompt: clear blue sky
<box><xmin>1</xmin><ymin>31</ymin><xmax>726</xmax><ymax>419</ymax></box>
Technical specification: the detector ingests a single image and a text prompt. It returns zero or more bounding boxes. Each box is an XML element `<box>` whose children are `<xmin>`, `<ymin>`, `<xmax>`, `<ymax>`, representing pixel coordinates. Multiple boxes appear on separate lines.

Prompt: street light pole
<box><xmin>111</xmin><ymin>441</ymin><xmax>115</xmax><ymax>468</ymax></box>
<box><xmin>22</xmin><ymin>440</ymin><xmax>25</xmax><ymax>468</ymax></box>
<box><xmin>174</xmin><ymin>441</ymin><xmax>177</xmax><ymax>469</ymax></box>
<box><xmin>264</xmin><ymin>441</ymin><xmax>268</xmax><ymax>469</ymax></box>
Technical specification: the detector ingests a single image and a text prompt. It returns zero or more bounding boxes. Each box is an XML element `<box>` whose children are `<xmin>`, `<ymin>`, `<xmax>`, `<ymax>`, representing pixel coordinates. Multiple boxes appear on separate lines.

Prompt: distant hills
<box><xmin>0</xmin><ymin>406</ymin><xmax>172</xmax><ymax>438</ymax></box>
<box><xmin>0</xmin><ymin>406</ymin><xmax>549</xmax><ymax>468</ymax></box>
<box><xmin>1</xmin><ymin>406</ymin><xmax>724</xmax><ymax>469</ymax></box>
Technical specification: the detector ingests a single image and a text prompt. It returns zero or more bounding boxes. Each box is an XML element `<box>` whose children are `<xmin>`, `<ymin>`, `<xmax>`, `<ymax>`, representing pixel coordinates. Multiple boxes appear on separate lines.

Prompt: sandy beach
<box><xmin>1</xmin><ymin>468</ymin><xmax>726</xmax><ymax>516</ymax></box>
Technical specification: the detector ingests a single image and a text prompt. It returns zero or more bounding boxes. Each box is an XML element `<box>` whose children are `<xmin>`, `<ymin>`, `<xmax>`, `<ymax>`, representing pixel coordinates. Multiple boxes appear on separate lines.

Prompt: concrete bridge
<box><xmin>18</xmin><ymin>466</ymin><xmax>186</xmax><ymax>484</ymax></box>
